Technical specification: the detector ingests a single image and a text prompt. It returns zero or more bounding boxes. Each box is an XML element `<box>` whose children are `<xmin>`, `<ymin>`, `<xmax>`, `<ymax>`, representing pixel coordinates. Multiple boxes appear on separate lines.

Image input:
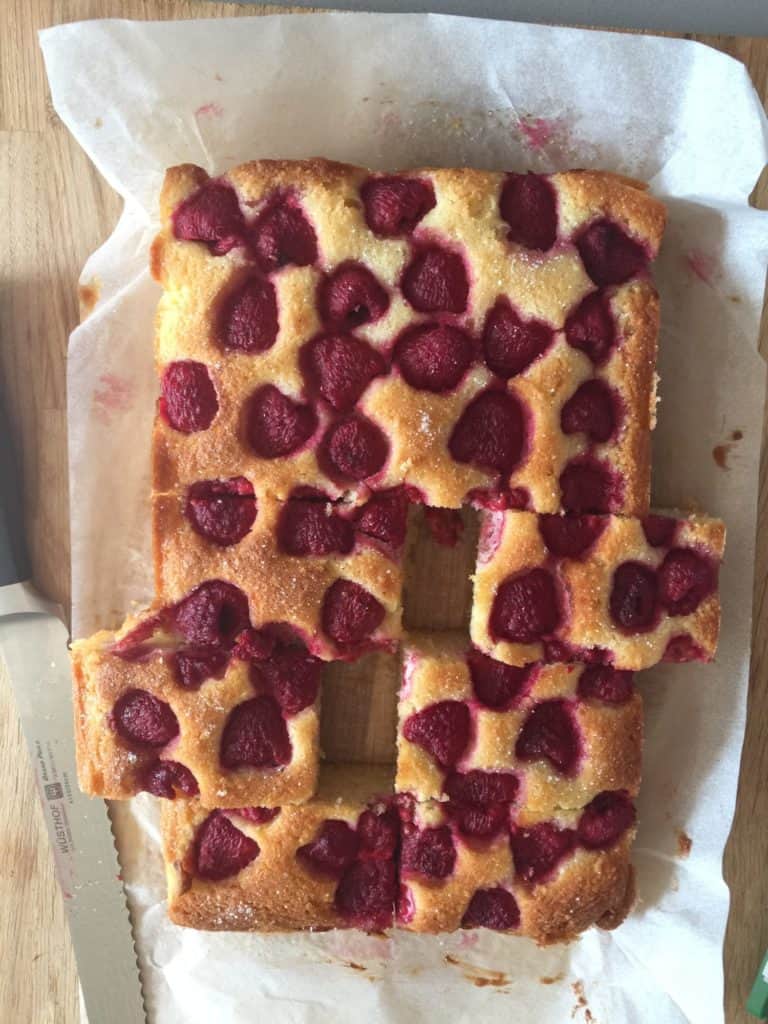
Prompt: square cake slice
<box><xmin>396</xmin><ymin>631</ymin><xmax>641</xmax><ymax>810</ymax></box>
<box><xmin>153</xmin><ymin>488</ymin><xmax>406</xmax><ymax>660</ymax></box>
<box><xmin>162</xmin><ymin>764</ymin><xmax>397</xmax><ymax>932</ymax></box>
<box><xmin>398</xmin><ymin>796</ymin><xmax>636</xmax><ymax>941</ymax></box>
<box><xmin>151</xmin><ymin>159</ymin><xmax>664</xmax><ymax>512</ymax></box>
<box><xmin>471</xmin><ymin>510</ymin><xmax>725</xmax><ymax>669</ymax></box>
<box><xmin>71</xmin><ymin>608</ymin><xmax>323</xmax><ymax>807</ymax></box>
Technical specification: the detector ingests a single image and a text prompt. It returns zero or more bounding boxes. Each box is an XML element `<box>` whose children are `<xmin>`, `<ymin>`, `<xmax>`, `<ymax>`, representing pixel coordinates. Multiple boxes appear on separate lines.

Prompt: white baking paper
<box><xmin>40</xmin><ymin>13</ymin><xmax>768</xmax><ymax>1023</ymax></box>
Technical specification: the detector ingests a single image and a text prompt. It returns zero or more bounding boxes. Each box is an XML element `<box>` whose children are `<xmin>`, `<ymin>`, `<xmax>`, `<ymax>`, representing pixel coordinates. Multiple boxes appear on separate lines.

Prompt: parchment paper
<box><xmin>40</xmin><ymin>13</ymin><xmax>768</xmax><ymax>1023</ymax></box>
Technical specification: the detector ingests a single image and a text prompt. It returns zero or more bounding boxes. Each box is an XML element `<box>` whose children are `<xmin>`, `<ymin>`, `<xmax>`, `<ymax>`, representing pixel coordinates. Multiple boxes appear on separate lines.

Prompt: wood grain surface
<box><xmin>1</xmin><ymin>3</ymin><xmax>766</xmax><ymax>1022</ymax></box>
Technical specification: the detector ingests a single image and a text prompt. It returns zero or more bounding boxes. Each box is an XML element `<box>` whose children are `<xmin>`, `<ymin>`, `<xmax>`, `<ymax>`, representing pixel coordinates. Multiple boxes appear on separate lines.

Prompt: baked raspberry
<box><xmin>423</xmin><ymin>507</ymin><xmax>464</xmax><ymax>547</ymax></box>
<box><xmin>232</xmin><ymin>628</ymin><xmax>276</xmax><ymax>662</ymax></box>
<box><xmin>318</xmin><ymin>262</ymin><xmax>389</xmax><ymax>328</ymax></box>
<box><xmin>448</xmin><ymin>390</ymin><xmax>527</xmax><ymax>476</ymax></box>
<box><xmin>172</xmin><ymin>647</ymin><xmax>230</xmax><ymax>689</ymax></box>
<box><xmin>467</xmin><ymin>649</ymin><xmax>535</xmax><ymax>710</ymax></box>
<box><xmin>112</xmin><ymin>690</ymin><xmax>179</xmax><ymax>748</ymax></box>
<box><xmin>577</xmin><ymin>218</ymin><xmax>647</xmax><ymax>286</ymax></box>
<box><xmin>354</xmin><ymin>488</ymin><xmax>409</xmax><ymax>547</ymax></box>
<box><xmin>564</xmin><ymin>290</ymin><xmax>616</xmax><ymax>366</ymax></box>
<box><xmin>142</xmin><ymin>760</ymin><xmax>199</xmax><ymax>799</ymax></box>
<box><xmin>461</xmin><ymin>887</ymin><xmax>520</xmax><ymax>930</ymax></box>
<box><xmin>220</xmin><ymin>696</ymin><xmax>292</xmax><ymax>769</ymax></box>
<box><xmin>251</xmin><ymin>647</ymin><xmax>321</xmax><ymax>715</ymax></box>
<box><xmin>297</xmin><ymin>820</ymin><xmax>360</xmax><ymax>877</ymax></box>
<box><xmin>231</xmin><ymin>807</ymin><xmax>281</xmax><ymax>825</ymax></box>
<box><xmin>357</xmin><ymin>807</ymin><xmax>400</xmax><ymax>860</ymax></box>
<box><xmin>515</xmin><ymin>699</ymin><xmax>580</xmax><ymax>776</ymax></box>
<box><xmin>245</xmin><ymin>384</ymin><xmax>318</xmax><ymax>459</ymax></box>
<box><xmin>172</xmin><ymin>580</ymin><xmax>250</xmax><ymax>647</ymax></box>
<box><xmin>401</xmin><ymin>700</ymin><xmax>471</xmax><ymax>769</ymax></box>
<box><xmin>300</xmin><ymin>332</ymin><xmax>386</xmax><ymax>412</ymax></box>
<box><xmin>194</xmin><ymin>812</ymin><xmax>260</xmax><ymax>880</ymax></box>
<box><xmin>482</xmin><ymin>299</ymin><xmax>553</xmax><ymax>377</ymax></box>
<box><xmin>489</xmin><ymin>568</ymin><xmax>562</xmax><ymax>644</ymax></box>
<box><xmin>276</xmin><ymin>499</ymin><xmax>354</xmax><ymax>557</ymax></box>
<box><xmin>361</xmin><ymin>176</ymin><xmax>436</xmax><ymax>236</ymax></box>
<box><xmin>499</xmin><ymin>173</ymin><xmax>557</xmax><ymax>252</ymax></box>
<box><xmin>321</xmin><ymin>579</ymin><xmax>385</xmax><ymax>648</ymax></box>
<box><xmin>610</xmin><ymin>562</ymin><xmax>659</xmax><ymax>632</ymax></box>
<box><xmin>577</xmin><ymin>791</ymin><xmax>636</xmax><ymax>849</ymax></box>
<box><xmin>249</xmin><ymin>194</ymin><xmax>318</xmax><ymax>271</ymax></box>
<box><xmin>393</xmin><ymin>323</ymin><xmax>474</xmax><ymax>393</ymax></box>
<box><xmin>185</xmin><ymin>477</ymin><xmax>257</xmax><ymax>547</ymax></box>
<box><xmin>642</xmin><ymin>514</ymin><xmax>678</xmax><ymax>548</ymax></box>
<box><xmin>443</xmin><ymin>770</ymin><xmax>519</xmax><ymax>805</ymax></box>
<box><xmin>577</xmin><ymin>665</ymin><xmax>634</xmax><ymax>704</ymax></box>
<box><xmin>559</xmin><ymin>455</ymin><xmax>624</xmax><ymax>513</ymax></box>
<box><xmin>538</xmin><ymin>513</ymin><xmax>607</xmax><ymax>559</ymax></box>
<box><xmin>401</xmin><ymin>825</ymin><xmax>456</xmax><ymax>878</ymax></box>
<box><xmin>112</xmin><ymin>613</ymin><xmax>165</xmax><ymax>658</ymax></box>
<box><xmin>334</xmin><ymin>860</ymin><xmax>396</xmax><ymax>931</ymax></box>
<box><xmin>445</xmin><ymin>801</ymin><xmax>510</xmax><ymax>839</ymax></box>
<box><xmin>160</xmin><ymin>361</ymin><xmax>218</xmax><ymax>433</ymax></box>
<box><xmin>658</xmin><ymin>548</ymin><xmax>715</xmax><ymax>616</ymax></box>
<box><xmin>663</xmin><ymin>634</ymin><xmax>706</xmax><ymax>662</ymax></box>
<box><xmin>318</xmin><ymin>415</ymin><xmax>389</xmax><ymax>482</ymax></box>
<box><xmin>172</xmin><ymin>182</ymin><xmax>245</xmax><ymax>254</ymax></box>
<box><xmin>511</xmin><ymin>822</ymin><xmax>577</xmax><ymax>883</ymax></box>
<box><xmin>218</xmin><ymin>275</ymin><xmax>279</xmax><ymax>353</ymax></box>
<box><xmin>401</xmin><ymin>245</ymin><xmax>469</xmax><ymax>313</ymax></box>
<box><xmin>561</xmin><ymin>379</ymin><xmax>620</xmax><ymax>443</ymax></box>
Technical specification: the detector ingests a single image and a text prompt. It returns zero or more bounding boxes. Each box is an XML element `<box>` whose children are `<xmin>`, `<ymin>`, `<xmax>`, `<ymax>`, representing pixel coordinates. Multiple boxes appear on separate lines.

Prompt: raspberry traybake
<box><xmin>471</xmin><ymin>510</ymin><xmax>725</xmax><ymax>669</ymax></box>
<box><xmin>396</xmin><ymin>631</ymin><xmax>641</xmax><ymax>809</ymax></box>
<box><xmin>398</xmin><ymin>794</ymin><xmax>636</xmax><ymax>939</ymax></box>
<box><xmin>153</xmin><ymin>488</ymin><xmax>405</xmax><ymax>660</ymax></box>
<box><xmin>151</xmin><ymin>159</ymin><xmax>664</xmax><ymax>513</ymax></box>
<box><xmin>162</xmin><ymin>764</ymin><xmax>397</xmax><ymax>931</ymax></box>
<box><xmin>71</xmin><ymin>600</ymin><xmax>322</xmax><ymax>807</ymax></box>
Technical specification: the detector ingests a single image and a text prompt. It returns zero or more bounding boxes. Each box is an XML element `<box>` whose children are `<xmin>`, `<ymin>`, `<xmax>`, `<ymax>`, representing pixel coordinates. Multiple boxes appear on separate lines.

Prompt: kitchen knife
<box><xmin>0</xmin><ymin>395</ymin><xmax>146</xmax><ymax>1024</ymax></box>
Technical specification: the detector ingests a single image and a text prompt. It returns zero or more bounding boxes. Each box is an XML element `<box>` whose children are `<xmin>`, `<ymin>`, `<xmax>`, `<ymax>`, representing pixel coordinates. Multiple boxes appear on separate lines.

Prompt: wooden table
<box><xmin>1</xmin><ymin>2</ymin><xmax>766</xmax><ymax>1021</ymax></box>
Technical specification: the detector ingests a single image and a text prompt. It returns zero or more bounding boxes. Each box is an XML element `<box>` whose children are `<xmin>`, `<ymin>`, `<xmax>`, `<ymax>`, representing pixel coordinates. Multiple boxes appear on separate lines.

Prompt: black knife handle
<box><xmin>0</xmin><ymin>388</ymin><xmax>31</xmax><ymax>586</ymax></box>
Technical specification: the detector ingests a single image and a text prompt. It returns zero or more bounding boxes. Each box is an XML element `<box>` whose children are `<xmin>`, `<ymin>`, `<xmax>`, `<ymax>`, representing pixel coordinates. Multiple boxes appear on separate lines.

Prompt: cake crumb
<box><xmin>571</xmin><ymin>980</ymin><xmax>595</xmax><ymax>1020</ymax></box>
<box><xmin>676</xmin><ymin>830</ymin><xmax>693</xmax><ymax>858</ymax></box>
<box><xmin>540</xmin><ymin>972</ymin><xmax>565</xmax><ymax>985</ymax></box>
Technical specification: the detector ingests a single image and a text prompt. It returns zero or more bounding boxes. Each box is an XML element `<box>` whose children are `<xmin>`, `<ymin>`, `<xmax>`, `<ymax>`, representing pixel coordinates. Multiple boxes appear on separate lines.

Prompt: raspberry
<box><xmin>515</xmin><ymin>699</ymin><xmax>580</xmax><ymax>776</ymax></box>
<box><xmin>141</xmin><ymin>760</ymin><xmax>199</xmax><ymax>799</ymax></box>
<box><xmin>443</xmin><ymin>770</ymin><xmax>519</xmax><ymax>804</ymax></box>
<box><xmin>489</xmin><ymin>568</ymin><xmax>561</xmax><ymax>644</ymax></box>
<box><xmin>499</xmin><ymin>173</ymin><xmax>557</xmax><ymax>251</ymax></box>
<box><xmin>577</xmin><ymin>791</ymin><xmax>636</xmax><ymax>849</ymax></box>
<box><xmin>300</xmin><ymin>332</ymin><xmax>385</xmax><ymax>412</ymax></box>
<box><xmin>577</xmin><ymin>218</ymin><xmax>647</xmax><ymax>286</ymax></box>
<box><xmin>245</xmin><ymin>384</ymin><xmax>317</xmax><ymax>459</ymax></box>
<box><xmin>401</xmin><ymin>700</ymin><xmax>470</xmax><ymax>768</ymax></box>
<box><xmin>112</xmin><ymin>690</ymin><xmax>179</xmax><ymax>748</ymax></box>
<box><xmin>318</xmin><ymin>415</ymin><xmax>389</xmax><ymax>483</ymax></box>
<box><xmin>159</xmin><ymin>361</ymin><xmax>218</xmax><ymax>434</ymax></box>
<box><xmin>185</xmin><ymin>477</ymin><xmax>256</xmax><ymax>547</ymax></box>
<box><xmin>564</xmin><ymin>290</ymin><xmax>616</xmax><ymax>366</ymax></box>
<box><xmin>401</xmin><ymin>825</ymin><xmax>456</xmax><ymax>878</ymax></box>
<box><xmin>172</xmin><ymin>647</ymin><xmax>230</xmax><ymax>690</ymax></box>
<box><xmin>642</xmin><ymin>514</ymin><xmax>678</xmax><ymax>548</ymax></box>
<box><xmin>172</xmin><ymin>580</ymin><xmax>250</xmax><ymax>647</ymax></box>
<box><xmin>538</xmin><ymin>513</ymin><xmax>607</xmax><ymax>559</ymax></box>
<box><xmin>448</xmin><ymin>390</ymin><xmax>527</xmax><ymax>476</ymax></box>
<box><xmin>297</xmin><ymin>820</ymin><xmax>360</xmax><ymax>877</ymax></box>
<box><xmin>334</xmin><ymin>860</ymin><xmax>396</xmax><ymax>931</ymax></box>
<box><xmin>401</xmin><ymin>245</ymin><xmax>469</xmax><ymax>313</ymax></box>
<box><xmin>482</xmin><ymin>299</ymin><xmax>553</xmax><ymax>379</ymax></box>
<box><xmin>577</xmin><ymin>666</ymin><xmax>635</xmax><ymax>704</ymax></box>
<box><xmin>249</xmin><ymin>195</ymin><xmax>317</xmax><ymax>271</ymax></box>
<box><xmin>318</xmin><ymin>262</ymin><xmax>389</xmax><ymax>328</ymax></box>
<box><xmin>467</xmin><ymin>649</ymin><xmax>535</xmax><ymax>710</ymax></box>
<box><xmin>172</xmin><ymin>182</ymin><xmax>245</xmax><ymax>254</ymax></box>
<box><xmin>276</xmin><ymin>499</ymin><xmax>354</xmax><ymax>557</ymax></box>
<box><xmin>609</xmin><ymin>562</ymin><xmax>659</xmax><ymax>632</ymax></box>
<box><xmin>561</xmin><ymin>379</ymin><xmax>620</xmax><ymax>443</ymax></box>
<box><xmin>194</xmin><ymin>812</ymin><xmax>260</xmax><ymax>880</ymax></box>
<box><xmin>461</xmin><ymin>888</ymin><xmax>520</xmax><ymax>930</ymax></box>
<box><xmin>559</xmin><ymin>456</ymin><xmax>624</xmax><ymax>514</ymax></box>
<box><xmin>321</xmin><ymin>579</ymin><xmax>385</xmax><ymax>648</ymax></box>
<box><xmin>218</xmin><ymin>275</ymin><xmax>279</xmax><ymax>353</ymax></box>
<box><xmin>354</xmin><ymin>488</ymin><xmax>409</xmax><ymax>547</ymax></box>
<box><xmin>361</xmin><ymin>176</ymin><xmax>436</xmax><ymax>236</ymax></box>
<box><xmin>658</xmin><ymin>548</ymin><xmax>715</xmax><ymax>616</ymax></box>
<box><xmin>220</xmin><ymin>696</ymin><xmax>292</xmax><ymax>769</ymax></box>
<box><xmin>511</xmin><ymin>822</ymin><xmax>577</xmax><ymax>883</ymax></box>
<box><xmin>393</xmin><ymin>323</ymin><xmax>474</xmax><ymax>393</ymax></box>
<box><xmin>251</xmin><ymin>647</ymin><xmax>321</xmax><ymax>716</ymax></box>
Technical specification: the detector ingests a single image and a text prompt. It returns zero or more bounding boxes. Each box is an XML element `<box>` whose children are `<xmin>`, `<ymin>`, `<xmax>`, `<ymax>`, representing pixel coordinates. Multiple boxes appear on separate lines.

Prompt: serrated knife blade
<box><xmin>0</xmin><ymin>397</ymin><xmax>146</xmax><ymax>1023</ymax></box>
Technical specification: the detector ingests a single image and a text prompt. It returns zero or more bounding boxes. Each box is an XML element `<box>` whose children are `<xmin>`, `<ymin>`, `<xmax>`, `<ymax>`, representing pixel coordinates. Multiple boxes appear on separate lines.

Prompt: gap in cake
<box><xmin>321</xmin><ymin>652</ymin><xmax>399</xmax><ymax>764</ymax></box>
<box><xmin>403</xmin><ymin>504</ymin><xmax>479</xmax><ymax>631</ymax></box>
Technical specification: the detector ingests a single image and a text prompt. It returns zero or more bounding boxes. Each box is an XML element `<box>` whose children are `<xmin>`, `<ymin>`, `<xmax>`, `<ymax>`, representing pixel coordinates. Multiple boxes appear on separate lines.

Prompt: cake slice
<box><xmin>71</xmin><ymin>602</ymin><xmax>322</xmax><ymax>807</ymax></box>
<box><xmin>396</xmin><ymin>631</ymin><xmax>641</xmax><ymax>809</ymax></box>
<box><xmin>153</xmin><ymin>488</ymin><xmax>406</xmax><ymax>660</ymax></box>
<box><xmin>151</xmin><ymin>159</ymin><xmax>664</xmax><ymax>512</ymax></box>
<box><xmin>471</xmin><ymin>510</ymin><xmax>725</xmax><ymax>669</ymax></box>
<box><xmin>162</xmin><ymin>764</ymin><xmax>397</xmax><ymax>931</ymax></box>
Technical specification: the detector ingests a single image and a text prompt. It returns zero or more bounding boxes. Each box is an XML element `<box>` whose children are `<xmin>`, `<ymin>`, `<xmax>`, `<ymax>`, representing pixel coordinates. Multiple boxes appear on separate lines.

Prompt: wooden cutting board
<box><xmin>1</xmin><ymin>2</ymin><xmax>766</xmax><ymax>1021</ymax></box>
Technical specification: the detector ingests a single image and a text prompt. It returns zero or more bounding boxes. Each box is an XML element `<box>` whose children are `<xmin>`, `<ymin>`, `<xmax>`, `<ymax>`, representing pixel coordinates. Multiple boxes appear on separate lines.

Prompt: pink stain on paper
<box><xmin>686</xmin><ymin>248</ymin><xmax>720</xmax><ymax>285</ymax></box>
<box><xmin>518</xmin><ymin>116</ymin><xmax>557</xmax><ymax>150</ymax></box>
<box><xmin>195</xmin><ymin>102</ymin><xmax>224</xmax><ymax>119</ymax></box>
<box><xmin>93</xmin><ymin>373</ymin><xmax>134</xmax><ymax>424</ymax></box>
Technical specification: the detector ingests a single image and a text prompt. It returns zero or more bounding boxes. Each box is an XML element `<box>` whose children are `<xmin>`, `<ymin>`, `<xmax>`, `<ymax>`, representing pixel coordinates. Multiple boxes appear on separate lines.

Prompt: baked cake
<box><xmin>71</xmin><ymin>157</ymin><xmax>725</xmax><ymax>945</ymax></box>
<box><xmin>396</xmin><ymin>631</ymin><xmax>641</xmax><ymax>808</ymax></box>
<box><xmin>471</xmin><ymin>510</ymin><xmax>724</xmax><ymax>669</ymax></box>
<box><xmin>150</xmin><ymin>160</ymin><xmax>664</xmax><ymax>512</ymax></box>
<box><xmin>71</xmin><ymin>603</ymin><xmax>321</xmax><ymax>807</ymax></box>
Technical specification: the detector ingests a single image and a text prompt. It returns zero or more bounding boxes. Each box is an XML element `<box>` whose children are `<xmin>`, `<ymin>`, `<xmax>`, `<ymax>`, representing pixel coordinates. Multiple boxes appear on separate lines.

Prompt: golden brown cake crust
<box><xmin>151</xmin><ymin>159</ymin><xmax>664</xmax><ymax>512</ymax></box>
<box><xmin>471</xmin><ymin>511</ymin><xmax>725</xmax><ymax>669</ymax></box>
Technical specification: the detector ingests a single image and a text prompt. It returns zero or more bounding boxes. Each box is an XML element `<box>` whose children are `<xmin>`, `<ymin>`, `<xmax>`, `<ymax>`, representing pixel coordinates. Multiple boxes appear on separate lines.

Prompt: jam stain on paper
<box><xmin>93</xmin><ymin>373</ymin><xmax>134</xmax><ymax>425</ymax></box>
<box><xmin>444</xmin><ymin>955</ymin><xmax>509</xmax><ymax>988</ymax></box>
<box><xmin>685</xmin><ymin>248</ymin><xmax>720</xmax><ymax>286</ymax></box>
<box><xmin>195</xmin><ymin>102</ymin><xmax>223</xmax><ymax>119</ymax></box>
<box><xmin>676</xmin><ymin>830</ymin><xmax>693</xmax><ymax>858</ymax></box>
<box><xmin>518</xmin><ymin>115</ymin><xmax>558</xmax><ymax>150</ymax></box>
<box><xmin>541</xmin><ymin>972</ymin><xmax>565</xmax><ymax>985</ymax></box>
<box><xmin>712</xmin><ymin>429</ymin><xmax>743</xmax><ymax>470</ymax></box>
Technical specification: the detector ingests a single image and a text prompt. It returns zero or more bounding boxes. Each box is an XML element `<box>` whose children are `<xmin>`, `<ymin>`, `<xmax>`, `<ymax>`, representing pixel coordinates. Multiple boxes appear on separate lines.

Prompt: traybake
<box><xmin>471</xmin><ymin>509</ymin><xmax>725</xmax><ymax>669</ymax></box>
<box><xmin>71</xmin><ymin>156</ymin><xmax>724</xmax><ymax>944</ymax></box>
<box><xmin>151</xmin><ymin>159</ymin><xmax>664</xmax><ymax>513</ymax></box>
